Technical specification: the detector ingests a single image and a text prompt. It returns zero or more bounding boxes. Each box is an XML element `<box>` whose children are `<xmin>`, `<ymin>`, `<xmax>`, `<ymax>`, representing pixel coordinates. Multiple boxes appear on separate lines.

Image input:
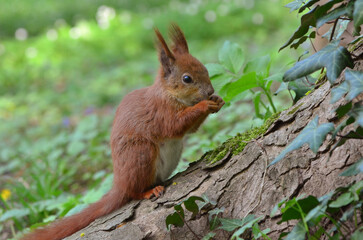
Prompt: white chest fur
<box><xmin>155</xmin><ymin>138</ymin><xmax>184</xmax><ymax>182</ymax></box>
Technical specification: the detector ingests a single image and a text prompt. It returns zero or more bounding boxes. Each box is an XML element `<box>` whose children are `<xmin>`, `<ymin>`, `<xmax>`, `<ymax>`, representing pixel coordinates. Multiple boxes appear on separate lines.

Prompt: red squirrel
<box><xmin>21</xmin><ymin>24</ymin><xmax>224</xmax><ymax>240</ymax></box>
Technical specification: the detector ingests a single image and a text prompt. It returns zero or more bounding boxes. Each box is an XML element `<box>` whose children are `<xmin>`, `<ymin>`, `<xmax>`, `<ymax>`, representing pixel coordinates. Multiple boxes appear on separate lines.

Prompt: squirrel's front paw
<box><xmin>208</xmin><ymin>95</ymin><xmax>225</xmax><ymax>113</ymax></box>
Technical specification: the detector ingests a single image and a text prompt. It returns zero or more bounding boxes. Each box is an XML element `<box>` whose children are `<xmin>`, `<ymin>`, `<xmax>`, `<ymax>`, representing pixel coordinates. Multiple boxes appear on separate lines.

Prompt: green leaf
<box><xmin>340</xmin><ymin>158</ymin><xmax>363</xmax><ymax>176</ymax></box>
<box><xmin>205</xmin><ymin>63</ymin><xmax>226</xmax><ymax>78</ymax></box>
<box><xmin>67</xmin><ymin>141</ymin><xmax>86</xmax><ymax>156</ymax></box>
<box><xmin>223</xmin><ymin>72</ymin><xmax>257</xmax><ymax>102</ymax></box>
<box><xmin>0</xmin><ymin>208</ymin><xmax>30</xmax><ymax>222</ymax></box>
<box><xmin>285</xmin><ymin>221</ymin><xmax>306</xmax><ymax>240</ymax></box>
<box><xmin>351</xmin><ymin>227</ymin><xmax>363</xmax><ymax>240</ymax></box>
<box><xmin>165</xmin><ymin>212</ymin><xmax>184</xmax><ymax>230</ymax></box>
<box><xmin>165</xmin><ymin>204</ymin><xmax>185</xmax><ymax>230</ymax></box>
<box><xmin>288</xmin><ymin>76</ymin><xmax>315</xmax><ymax>102</ymax></box>
<box><xmin>345</xmin><ymin>69</ymin><xmax>363</xmax><ymax>101</ymax></box>
<box><xmin>270</xmin><ymin>116</ymin><xmax>334</xmax><ymax>166</ymax></box>
<box><xmin>304</xmin><ymin>204</ymin><xmax>326</xmax><ymax>224</ymax></box>
<box><xmin>298</xmin><ymin>0</ymin><xmax>320</xmax><ymax>13</ymax></box>
<box><xmin>270</xmin><ymin>198</ymin><xmax>287</xmax><ymax>217</ymax></box>
<box><xmin>329</xmin><ymin>192</ymin><xmax>354</xmax><ymax>208</ymax></box>
<box><xmin>353</xmin><ymin>0</ymin><xmax>363</xmax><ymax>33</ymax></box>
<box><xmin>348</xmin><ymin>102</ymin><xmax>363</xmax><ymax>127</ymax></box>
<box><xmin>280</xmin><ymin>0</ymin><xmax>344</xmax><ymax>51</ymax></box>
<box><xmin>219</xmin><ymin>41</ymin><xmax>244</xmax><ymax>74</ymax></box>
<box><xmin>331</xmin><ymin>81</ymin><xmax>349</xmax><ymax>103</ymax></box>
<box><xmin>231</xmin><ymin>216</ymin><xmax>261</xmax><ymax>239</ymax></box>
<box><xmin>211</xmin><ymin>75</ymin><xmax>233</xmax><ymax>94</ymax></box>
<box><xmin>335</xmin><ymin>101</ymin><xmax>352</xmax><ymax>119</ymax></box>
<box><xmin>283</xmin><ymin>41</ymin><xmax>353</xmax><ymax>83</ymax></box>
<box><xmin>243</xmin><ymin>55</ymin><xmax>271</xmax><ymax>78</ymax></box>
<box><xmin>284</xmin><ymin>0</ymin><xmax>305</xmax><ymax>12</ymax></box>
<box><xmin>202</xmin><ymin>232</ymin><xmax>216</xmax><ymax>240</ymax></box>
<box><xmin>219</xmin><ymin>218</ymin><xmax>244</xmax><ymax>232</ymax></box>
<box><xmin>281</xmin><ymin>196</ymin><xmax>319</xmax><ymax>222</ymax></box>
<box><xmin>183</xmin><ymin>196</ymin><xmax>204</xmax><ymax>217</ymax></box>
<box><xmin>316</xmin><ymin>2</ymin><xmax>353</xmax><ymax>29</ymax></box>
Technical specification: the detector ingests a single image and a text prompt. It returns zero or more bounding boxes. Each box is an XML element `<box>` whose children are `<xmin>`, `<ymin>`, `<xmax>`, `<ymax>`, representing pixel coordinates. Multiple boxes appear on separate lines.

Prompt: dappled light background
<box><xmin>0</xmin><ymin>0</ymin><xmax>300</xmax><ymax>237</ymax></box>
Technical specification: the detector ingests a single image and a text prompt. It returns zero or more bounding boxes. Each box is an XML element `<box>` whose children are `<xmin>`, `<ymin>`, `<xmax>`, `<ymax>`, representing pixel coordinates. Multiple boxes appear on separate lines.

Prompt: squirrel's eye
<box><xmin>182</xmin><ymin>75</ymin><xmax>193</xmax><ymax>84</ymax></box>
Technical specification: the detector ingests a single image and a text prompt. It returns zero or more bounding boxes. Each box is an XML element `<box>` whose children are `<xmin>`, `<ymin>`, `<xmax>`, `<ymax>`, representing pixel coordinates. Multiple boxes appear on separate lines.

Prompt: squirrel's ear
<box><xmin>154</xmin><ymin>28</ymin><xmax>175</xmax><ymax>76</ymax></box>
<box><xmin>169</xmin><ymin>23</ymin><xmax>189</xmax><ymax>55</ymax></box>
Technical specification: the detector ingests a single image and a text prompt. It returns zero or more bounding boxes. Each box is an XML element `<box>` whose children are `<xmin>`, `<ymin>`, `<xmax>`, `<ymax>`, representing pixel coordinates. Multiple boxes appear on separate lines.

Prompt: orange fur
<box><xmin>21</xmin><ymin>24</ymin><xmax>224</xmax><ymax>240</ymax></box>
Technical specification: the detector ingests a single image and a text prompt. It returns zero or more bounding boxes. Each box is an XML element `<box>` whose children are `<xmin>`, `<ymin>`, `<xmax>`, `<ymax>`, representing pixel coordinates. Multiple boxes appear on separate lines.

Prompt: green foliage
<box><xmin>271</xmin><ymin>0</ymin><xmax>363</xmax><ymax>167</ymax></box>
<box><xmin>270</xmin><ymin>116</ymin><xmax>334</xmax><ymax>166</ymax></box>
<box><xmin>165</xmin><ymin>196</ymin><xmax>205</xmax><ymax>231</ymax></box>
<box><xmin>353</xmin><ymin>0</ymin><xmax>363</xmax><ymax>34</ymax></box>
<box><xmin>280</xmin><ymin>0</ymin><xmax>345</xmax><ymax>51</ymax></box>
<box><xmin>283</xmin><ymin>41</ymin><xmax>353</xmax><ymax>83</ymax></box>
<box><xmin>273</xmin><ymin>181</ymin><xmax>363</xmax><ymax>239</ymax></box>
<box><xmin>331</xmin><ymin>69</ymin><xmax>363</xmax><ymax>103</ymax></box>
<box><xmin>206</xmin><ymin>42</ymin><xmax>284</xmax><ymax>121</ymax></box>
<box><xmin>340</xmin><ymin>158</ymin><xmax>363</xmax><ymax>176</ymax></box>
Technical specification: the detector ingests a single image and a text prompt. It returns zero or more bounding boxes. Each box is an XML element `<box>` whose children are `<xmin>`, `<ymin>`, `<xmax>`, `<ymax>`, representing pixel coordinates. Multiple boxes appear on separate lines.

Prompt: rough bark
<box><xmin>65</xmin><ymin>45</ymin><xmax>363</xmax><ymax>240</ymax></box>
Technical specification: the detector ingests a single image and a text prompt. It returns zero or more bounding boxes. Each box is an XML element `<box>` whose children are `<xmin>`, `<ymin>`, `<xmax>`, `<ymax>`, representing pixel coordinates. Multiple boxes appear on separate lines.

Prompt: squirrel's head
<box><xmin>154</xmin><ymin>24</ymin><xmax>214</xmax><ymax>106</ymax></box>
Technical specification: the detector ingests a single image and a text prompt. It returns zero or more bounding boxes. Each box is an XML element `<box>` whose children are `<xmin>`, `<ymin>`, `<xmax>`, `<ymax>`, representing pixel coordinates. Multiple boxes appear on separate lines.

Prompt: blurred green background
<box><xmin>0</xmin><ymin>0</ymin><xmax>300</xmax><ymax>238</ymax></box>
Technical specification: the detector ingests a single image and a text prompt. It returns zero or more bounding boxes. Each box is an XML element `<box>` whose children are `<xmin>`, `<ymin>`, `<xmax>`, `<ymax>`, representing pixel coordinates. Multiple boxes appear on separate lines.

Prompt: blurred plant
<box><xmin>206</xmin><ymin>41</ymin><xmax>285</xmax><ymax>121</ymax></box>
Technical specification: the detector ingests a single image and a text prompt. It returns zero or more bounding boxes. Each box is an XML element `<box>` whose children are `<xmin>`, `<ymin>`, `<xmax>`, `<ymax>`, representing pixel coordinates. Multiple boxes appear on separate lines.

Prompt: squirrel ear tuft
<box><xmin>154</xmin><ymin>28</ymin><xmax>175</xmax><ymax>76</ymax></box>
<box><xmin>169</xmin><ymin>23</ymin><xmax>189</xmax><ymax>55</ymax></box>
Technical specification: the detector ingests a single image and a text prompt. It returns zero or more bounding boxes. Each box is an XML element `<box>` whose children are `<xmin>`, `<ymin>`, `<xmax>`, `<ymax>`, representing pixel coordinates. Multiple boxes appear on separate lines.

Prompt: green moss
<box><xmin>204</xmin><ymin>112</ymin><xmax>280</xmax><ymax>164</ymax></box>
<box><xmin>348</xmin><ymin>37</ymin><xmax>363</xmax><ymax>52</ymax></box>
<box><xmin>288</xmin><ymin>103</ymin><xmax>303</xmax><ymax>115</ymax></box>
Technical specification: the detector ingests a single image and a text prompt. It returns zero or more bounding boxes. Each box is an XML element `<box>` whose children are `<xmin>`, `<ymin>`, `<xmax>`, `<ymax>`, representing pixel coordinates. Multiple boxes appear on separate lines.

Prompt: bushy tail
<box><xmin>21</xmin><ymin>187</ymin><xmax>127</xmax><ymax>240</ymax></box>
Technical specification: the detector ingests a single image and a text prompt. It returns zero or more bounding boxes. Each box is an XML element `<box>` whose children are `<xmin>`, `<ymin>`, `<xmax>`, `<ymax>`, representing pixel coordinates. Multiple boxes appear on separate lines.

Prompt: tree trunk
<box><xmin>65</xmin><ymin>45</ymin><xmax>363</xmax><ymax>240</ymax></box>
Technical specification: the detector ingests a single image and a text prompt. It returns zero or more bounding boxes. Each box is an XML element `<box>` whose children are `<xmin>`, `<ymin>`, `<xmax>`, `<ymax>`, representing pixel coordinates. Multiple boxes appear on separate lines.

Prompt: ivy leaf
<box><xmin>353</xmin><ymin>0</ymin><xmax>363</xmax><ymax>34</ymax></box>
<box><xmin>348</xmin><ymin>102</ymin><xmax>363</xmax><ymax>127</ymax></box>
<box><xmin>285</xmin><ymin>0</ymin><xmax>305</xmax><ymax>13</ymax></box>
<box><xmin>219</xmin><ymin>214</ymin><xmax>256</xmax><ymax>232</ymax></box>
<box><xmin>219</xmin><ymin>218</ymin><xmax>244</xmax><ymax>232</ymax></box>
<box><xmin>291</xmin><ymin>31</ymin><xmax>316</xmax><ymax>49</ymax></box>
<box><xmin>285</xmin><ymin>221</ymin><xmax>306</xmax><ymax>240</ymax></box>
<box><xmin>280</xmin><ymin>0</ymin><xmax>344</xmax><ymax>51</ymax></box>
<box><xmin>287</xmin><ymin>75</ymin><xmax>315</xmax><ymax>102</ymax></box>
<box><xmin>205</xmin><ymin>63</ymin><xmax>226</xmax><ymax>78</ymax></box>
<box><xmin>165</xmin><ymin>204</ymin><xmax>185</xmax><ymax>230</ymax></box>
<box><xmin>183</xmin><ymin>196</ymin><xmax>204</xmax><ymax>218</ymax></box>
<box><xmin>218</xmin><ymin>41</ymin><xmax>244</xmax><ymax>74</ymax></box>
<box><xmin>316</xmin><ymin>2</ymin><xmax>354</xmax><ymax>29</ymax></box>
<box><xmin>202</xmin><ymin>232</ymin><xmax>216</xmax><ymax>240</ymax></box>
<box><xmin>270</xmin><ymin>116</ymin><xmax>334</xmax><ymax>166</ymax></box>
<box><xmin>331</xmin><ymin>81</ymin><xmax>349</xmax><ymax>103</ymax></box>
<box><xmin>345</xmin><ymin>69</ymin><xmax>363</xmax><ymax>101</ymax></box>
<box><xmin>329</xmin><ymin>192</ymin><xmax>354</xmax><ymax>208</ymax></box>
<box><xmin>231</xmin><ymin>216</ymin><xmax>261</xmax><ymax>239</ymax></box>
<box><xmin>283</xmin><ymin>41</ymin><xmax>353</xmax><ymax>83</ymax></box>
<box><xmin>298</xmin><ymin>0</ymin><xmax>320</xmax><ymax>13</ymax></box>
<box><xmin>223</xmin><ymin>72</ymin><xmax>257</xmax><ymax>102</ymax></box>
<box><xmin>281</xmin><ymin>196</ymin><xmax>319</xmax><ymax>222</ymax></box>
<box><xmin>340</xmin><ymin>158</ymin><xmax>363</xmax><ymax>176</ymax></box>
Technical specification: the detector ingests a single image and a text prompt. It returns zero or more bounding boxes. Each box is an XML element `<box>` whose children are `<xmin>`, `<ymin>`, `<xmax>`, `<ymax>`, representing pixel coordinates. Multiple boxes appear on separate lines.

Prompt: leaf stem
<box><xmin>176</xmin><ymin>211</ymin><xmax>201</xmax><ymax>240</ymax></box>
<box><xmin>329</xmin><ymin>18</ymin><xmax>339</xmax><ymax>42</ymax></box>
<box><xmin>262</xmin><ymin>87</ymin><xmax>277</xmax><ymax>113</ymax></box>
